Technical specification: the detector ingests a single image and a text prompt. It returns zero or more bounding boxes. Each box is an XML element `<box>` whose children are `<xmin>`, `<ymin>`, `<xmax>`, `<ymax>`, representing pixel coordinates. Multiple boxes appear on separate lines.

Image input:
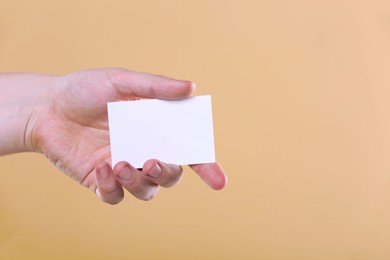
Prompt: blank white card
<box><xmin>107</xmin><ymin>95</ymin><xmax>215</xmax><ymax>168</ymax></box>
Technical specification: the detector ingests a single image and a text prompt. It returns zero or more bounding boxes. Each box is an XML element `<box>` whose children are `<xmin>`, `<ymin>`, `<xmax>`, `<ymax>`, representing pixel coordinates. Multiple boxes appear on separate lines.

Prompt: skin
<box><xmin>0</xmin><ymin>68</ymin><xmax>227</xmax><ymax>204</ymax></box>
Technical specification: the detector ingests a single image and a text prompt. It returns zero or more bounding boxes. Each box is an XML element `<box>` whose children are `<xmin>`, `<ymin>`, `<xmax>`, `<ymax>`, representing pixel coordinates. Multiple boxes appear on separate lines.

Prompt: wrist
<box><xmin>0</xmin><ymin>73</ymin><xmax>57</xmax><ymax>155</ymax></box>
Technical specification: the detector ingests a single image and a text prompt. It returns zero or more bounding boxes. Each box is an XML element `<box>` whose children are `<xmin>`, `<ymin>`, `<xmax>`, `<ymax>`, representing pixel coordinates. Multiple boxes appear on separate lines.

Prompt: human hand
<box><xmin>22</xmin><ymin>68</ymin><xmax>227</xmax><ymax>204</ymax></box>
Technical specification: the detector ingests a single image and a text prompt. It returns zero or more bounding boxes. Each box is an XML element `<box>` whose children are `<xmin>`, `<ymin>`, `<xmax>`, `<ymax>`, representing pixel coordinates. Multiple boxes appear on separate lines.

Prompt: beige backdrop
<box><xmin>1</xmin><ymin>0</ymin><xmax>390</xmax><ymax>259</ymax></box>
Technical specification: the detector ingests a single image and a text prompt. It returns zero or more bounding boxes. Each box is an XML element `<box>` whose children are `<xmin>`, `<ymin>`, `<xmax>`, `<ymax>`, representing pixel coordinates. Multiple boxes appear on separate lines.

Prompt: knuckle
<box><xmin>169</xmin><ymin>165</ymin><xmax>183</xmax><ymax>175</ymax></box>
<box><xmin>160</xmin><ymin>171</ymin><xmax>183</xmax><ymax>188</ymax></box>
<box><xmin>141</xmin><ymin>192</ymin><xmax>157</xmax><ymax>201</ymax></box>
<box><xmin>140</xmin><ymin>196</ymin><xmax>153</xmax><ymax>201</ymax></box>
<box><xmin>136</xmin><ymin>186</ymin><xmax>159</xmax><ymax>201</ymax></box>
<box><xmin>104</xmin><ymin>197</ymin><xmax>123</xmax><ymax>205</ymax></box>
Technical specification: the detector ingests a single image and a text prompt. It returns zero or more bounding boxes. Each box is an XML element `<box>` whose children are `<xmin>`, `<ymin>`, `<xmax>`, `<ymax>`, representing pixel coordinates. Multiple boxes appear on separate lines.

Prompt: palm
<box><xmin>36</xmin><ymin>70</ymin><xmax>125</xmax><ymax>189</ymax></box>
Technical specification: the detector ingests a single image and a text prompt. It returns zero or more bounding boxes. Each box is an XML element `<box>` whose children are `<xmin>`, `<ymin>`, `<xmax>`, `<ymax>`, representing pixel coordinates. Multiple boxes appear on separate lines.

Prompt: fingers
<box><xmin>113</xmin><ymin>161</ymin><xmax>159</xmax><ymax>201</ymax></box>
<box><xmin>95</xmin><ymin>160</ymin><xmax>227</xmax><ymax>204</ymax></box>
<box><xmin>142</xmin><ymin>159</ymin><xmax>183</xmax><ymax>188</ymax></box>
<box><xmin>108</xmin><ymin>68</ymin><xmax>196</xmax><ymax>100</ymax></box>
<box><xmin>95</xmin><ymin>162</ymin><xmax>124</xmax><ymax>205</ymax></box>
<box><xmin>190</xmin><ymin>162</ymin><xmax>228</xmax><ymax>190</ymax></box>
<box><xmin>112</xmin><ymin>160</ymin><xmax>183</xmax><ymax>200</ymax></box>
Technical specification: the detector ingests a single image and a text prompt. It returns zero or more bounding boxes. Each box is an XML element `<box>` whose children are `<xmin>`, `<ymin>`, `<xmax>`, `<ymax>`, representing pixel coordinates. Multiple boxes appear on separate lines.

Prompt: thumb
<box><xmin>108</xmin><ymin>68</ymin><xmax>196</xmax><ymax>100</ymax></box>
<box><xmin>190</xmin><ymin>162</ymin><xmax>228</xmax><ymax>190</ymax></box>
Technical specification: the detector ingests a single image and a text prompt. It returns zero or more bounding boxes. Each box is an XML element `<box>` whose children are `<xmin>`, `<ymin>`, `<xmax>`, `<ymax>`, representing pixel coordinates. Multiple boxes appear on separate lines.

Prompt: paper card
<box><xmin>107</xmin><ymin>95</ymin><xmax>215</xmax><ymax>168</ymax></box>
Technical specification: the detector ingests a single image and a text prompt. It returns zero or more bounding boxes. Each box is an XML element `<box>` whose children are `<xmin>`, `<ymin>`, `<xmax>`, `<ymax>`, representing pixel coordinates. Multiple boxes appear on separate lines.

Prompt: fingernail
<box><xmin>118</xmin><ymin>165</ymin><xmax>133</xmax><ymax>181</ymax></box>
<box><xmin>147</xmin><ymin>163</ymin><xmax>162</xmax><ymax>178</ymax></box>
<box><xmin>98</xmin><ymin>164</ymin><xmax>110</xmax><ymax>178</ymax></box>
<box><xmin>187</xmin><ymin>81</ymin><xmax>196</xmax><ymax>93</ymax></box>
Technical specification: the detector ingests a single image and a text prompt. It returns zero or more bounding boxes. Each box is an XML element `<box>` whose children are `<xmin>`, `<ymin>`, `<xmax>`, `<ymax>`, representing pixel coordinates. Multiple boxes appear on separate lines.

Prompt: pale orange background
<box><xmin>1</xmin><ymin>0</ymin><xmax>390</xmax><ymax>259</ymax></box>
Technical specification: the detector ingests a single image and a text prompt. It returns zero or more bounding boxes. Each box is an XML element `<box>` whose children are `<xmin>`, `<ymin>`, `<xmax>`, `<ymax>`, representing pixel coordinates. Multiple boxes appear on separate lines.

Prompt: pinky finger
<box><xmin>95</xmin><ymin>162</ymin><xmax>124</xmax><ymax>205</ymax></box>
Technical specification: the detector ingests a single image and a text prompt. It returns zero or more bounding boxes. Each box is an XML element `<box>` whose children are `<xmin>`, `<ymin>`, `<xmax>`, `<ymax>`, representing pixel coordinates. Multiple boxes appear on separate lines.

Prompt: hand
<box><xmin>23</xmin><ymin>68</ymin><xmax>227</xmax><ymax>204</ymax></box>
